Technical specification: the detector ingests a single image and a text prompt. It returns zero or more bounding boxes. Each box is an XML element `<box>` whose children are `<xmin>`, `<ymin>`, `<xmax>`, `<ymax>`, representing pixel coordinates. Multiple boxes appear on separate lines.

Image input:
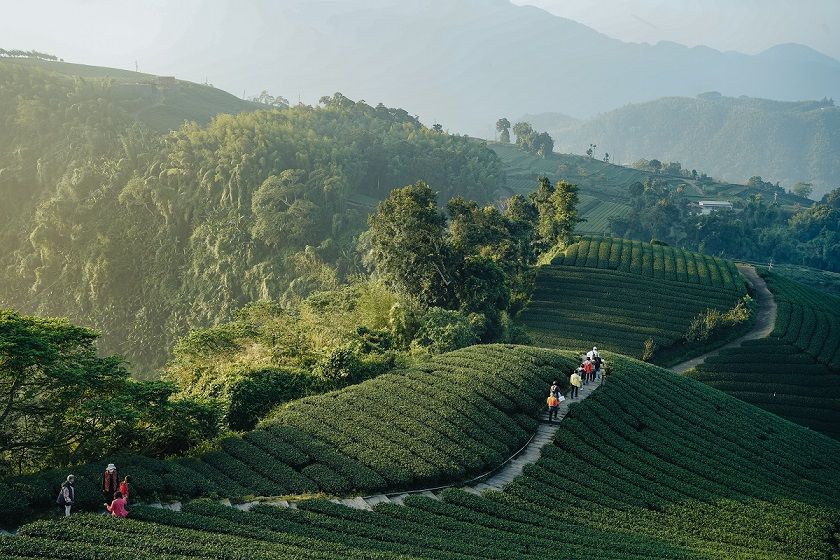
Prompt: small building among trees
<box><xmin>697</xmin><ymin>200</ymin><xmax>734</xmax><ymax>214</ymax></box>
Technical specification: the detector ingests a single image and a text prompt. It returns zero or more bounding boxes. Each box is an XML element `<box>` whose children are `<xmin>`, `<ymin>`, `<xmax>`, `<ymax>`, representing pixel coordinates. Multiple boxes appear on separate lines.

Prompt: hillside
<box><xmin>489</xmin><ymin>141</ymin><xmax>810</xmax><ymax>237</ymax></box>
<box><xmin>0</xmin><ymin>345</ymin><xmax>573</xmax><ymax>522</ymax></box>
<box><xmin>186</xmin><ymin>0</ymin><xmax>840</xmax><ymax>138</ymax></box>
<box><xmin>689</xmin><ymin>270</ymin><xmax>840</xmax><ymax>439</ymax></box>
<box><xmin>3</xmin><ymin>351</ymin><xmax>840</xmax><ymax>559</ymax></box>
<box><xmin>1</xmin><ymin>57</ymin><xmax>261</xmax><ymax>132</ymax></box>
<box><xmin>0</xmin><ymin>59</ymin><xmax>506</xmax><ymax>371</ymax></box>
<box><xmin>520</xmin><ymin>237</ymin><xmax>748</xmax><ymax>362</ymax></box>
<box><xmin>528</xmin><ymin>94</ymin><xmax>840</xmax><ymax>198</ymax></box>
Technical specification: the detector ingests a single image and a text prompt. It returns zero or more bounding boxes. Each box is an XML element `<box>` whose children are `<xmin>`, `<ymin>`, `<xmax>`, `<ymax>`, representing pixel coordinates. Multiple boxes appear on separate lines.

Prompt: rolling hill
<box><xmin>489</xmin><ymin>141</ymin><xmax>810</xmax><ymax>237</ymax></box>
<box><xmin>2</xmin><ymin>349</ymin><xmax>839</xmax><ymax>559</ymax></box>
<box><xmin>0</xmin><ymin>345</ymin><xmax>573</xmax><ymax>522</ymax></box>
<box><xmin>204</xmin><ymin>0</ymin><xmax>840</xmax><ymax>138</ymax></box>
<box><xmin>0</xmin><ymin>60</ymin><xmax>506</xmax><ymax>372</ymax></box>
<box><xmin>527</xmin><ymin>94</ymin><xmax>840</xmax><ymax>198</ymax></box>
<box><xmin>1</xmin><ymin>57</ymin><xmax>261</xmax><ymax>132</ymax></box>
<box><xmin>520</xmin><ymin>237</ymin><xmax>748</xmax><ymax>362</ymax></box>
<box><xmin>689</xmin><ymin>270</ymin><xmax>840</xmax><ymax>439</ymax></box>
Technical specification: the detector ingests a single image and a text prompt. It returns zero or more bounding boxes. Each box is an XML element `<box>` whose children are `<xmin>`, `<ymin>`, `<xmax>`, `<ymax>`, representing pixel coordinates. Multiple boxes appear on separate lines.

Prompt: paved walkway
<box><xmin>168</xmin><ymin>377</ymin><xmax>603</xmax><ymax>513</ymax></box>
<box><xmin>671</xmin><ymin>264</ymin><xmax>776</xmax><ymax>374</ymax></box>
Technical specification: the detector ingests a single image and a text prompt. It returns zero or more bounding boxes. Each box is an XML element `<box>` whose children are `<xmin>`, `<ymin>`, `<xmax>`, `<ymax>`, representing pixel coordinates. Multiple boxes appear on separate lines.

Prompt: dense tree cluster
<box><xmin>511</xmin><ymin>121</ymin><xmax>554</xmax><ymax>157</ymax></box>
<box><xmin>0</xmin><ymin>49</ymin><xmax>58</xmax><ymax>60</ymax></box>
<box><xmin>0</xmin><ymin>310</ymin><xmax>219</xmax><ymax>475</ymax></box>
<box><xmin>0</xmin><ymin>63</ymin><xmax>506</xmax><ymax>372</ymax></box>
<box><xmin>362</xmin><ymin>178</ymin><xmax>579</xmax><ymax>340</ymax></box>
<box><xmin>611</xmin><ymin>177</ymin><xmax>840</xmax><ymax>271</ymax></box>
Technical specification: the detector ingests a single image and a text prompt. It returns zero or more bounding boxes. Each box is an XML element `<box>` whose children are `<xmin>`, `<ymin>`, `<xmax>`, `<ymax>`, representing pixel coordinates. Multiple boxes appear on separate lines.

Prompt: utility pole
<box><xmin>134</xmin><ymin>60</ymin><xmax>138</xmax><ymax>72</ymax></box>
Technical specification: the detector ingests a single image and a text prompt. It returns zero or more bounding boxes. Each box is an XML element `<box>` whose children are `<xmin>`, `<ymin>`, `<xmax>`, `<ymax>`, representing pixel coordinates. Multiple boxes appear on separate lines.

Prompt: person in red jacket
<box><xmin>119</xmin><ymin>475</ymin><xmax>131</xmax><ymax>503</ymax></box>
<box><xmin>105</xmin><ymin>491</ymin><xmax>129</xmax><ymax>518</ymax></box>
<box><xmin>102</xmin><ymin>463</ymin><xmax>119</xmax><ymax>503</ymax></box>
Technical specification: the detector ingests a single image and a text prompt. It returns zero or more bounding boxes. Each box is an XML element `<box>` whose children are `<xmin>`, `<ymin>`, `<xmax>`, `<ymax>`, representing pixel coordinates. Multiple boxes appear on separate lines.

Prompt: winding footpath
<box><xmin>152</xmin><ymin>267</ymin><xmax>776</xmax><ymax>515</ymax></box>
<box><xmin>143</xmin><ymin>380</ymin><xmax>602</xmax><ymax>514</ymax></box>
<box><xmin>671</xmin><ymin>264</ymin><xmax>776</xmax><ymax>374</ymax></box>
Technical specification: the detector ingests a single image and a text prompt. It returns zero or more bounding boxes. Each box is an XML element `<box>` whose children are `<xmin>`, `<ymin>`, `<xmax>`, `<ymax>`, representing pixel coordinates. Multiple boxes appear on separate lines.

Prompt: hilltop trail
<box><xmin>671</xmin><ymin>264</ymin><xmax>776</xmax><ymax>374</ymax></box>
<box><xmin>149</xmin><ymin>380</ymin><xmax>602</xmax><ymax>514</ymax></box>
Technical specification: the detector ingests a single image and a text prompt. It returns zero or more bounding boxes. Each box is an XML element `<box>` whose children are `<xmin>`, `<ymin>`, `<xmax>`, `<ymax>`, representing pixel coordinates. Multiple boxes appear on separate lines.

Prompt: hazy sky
<box><xmin>514</xmin><ymin>0</ymin><xmax>840</xmax><ymax>60</ymax></box>
<box><xmin>1</xmin><ymin>0</ymin><xmax>838</xmax><ymax>95</ymax></box>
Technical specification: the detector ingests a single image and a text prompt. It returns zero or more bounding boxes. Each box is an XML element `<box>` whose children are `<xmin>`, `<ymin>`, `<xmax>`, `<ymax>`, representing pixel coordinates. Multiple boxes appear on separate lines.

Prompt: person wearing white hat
<box><xmin>102</xmin><ymin>463</ymin><xmax>119</xmax><ymax>504</ymax></box>
<box><xmin>57</xmin><ymin>474</ymin><xmax>75</xmax><ymax>516</ymax></box>
<box><xmin>586</xmin><ymin>346</ymin><xmax>600</xmax><ymax>360</ymax></box>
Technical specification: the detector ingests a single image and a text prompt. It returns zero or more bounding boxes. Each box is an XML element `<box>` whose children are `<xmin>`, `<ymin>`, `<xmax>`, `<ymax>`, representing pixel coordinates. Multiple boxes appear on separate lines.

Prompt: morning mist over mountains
<box><xmin>5</xmin><ymin>0</ymin><xmax>840</xmax><ymax>192</ymax></box>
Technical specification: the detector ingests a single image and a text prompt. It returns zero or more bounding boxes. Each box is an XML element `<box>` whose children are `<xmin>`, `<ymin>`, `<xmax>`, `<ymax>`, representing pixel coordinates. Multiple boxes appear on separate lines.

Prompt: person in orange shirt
<box><xmin>546</xmin><ymin>392</ymin><xmax>560</xmax><ymax>422</ymax></box>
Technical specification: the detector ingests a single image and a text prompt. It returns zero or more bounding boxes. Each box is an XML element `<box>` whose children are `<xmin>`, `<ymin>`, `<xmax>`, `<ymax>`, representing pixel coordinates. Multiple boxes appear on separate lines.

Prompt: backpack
<box><xmin>56</xmin><ymin>488</ymin><xmax>66</xmax><ymax>506</ymax></box>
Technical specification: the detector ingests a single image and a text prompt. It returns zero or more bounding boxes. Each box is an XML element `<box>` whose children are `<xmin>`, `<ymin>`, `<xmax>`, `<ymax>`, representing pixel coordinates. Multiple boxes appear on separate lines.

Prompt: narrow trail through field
<box><xmin>146</xmin><ymin>379</ymin><xmax>602</xmax><ymax>514</ymax></box>
<box><xmin>670</xmin><ymin>264</ymin><xmax>776</xmax><ymax>374</ymax></box>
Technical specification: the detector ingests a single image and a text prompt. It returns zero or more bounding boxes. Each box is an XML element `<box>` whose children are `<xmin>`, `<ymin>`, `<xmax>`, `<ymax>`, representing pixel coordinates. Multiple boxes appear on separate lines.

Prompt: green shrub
<box><xmin>411</xmin><ymin>308</ymin><xmax>478</xmax><ymax>354</ymax></box>
<box><xmin>227</xmin><ymin>368</ymin><xmax>312</xmax><ymax>431</ymax></box>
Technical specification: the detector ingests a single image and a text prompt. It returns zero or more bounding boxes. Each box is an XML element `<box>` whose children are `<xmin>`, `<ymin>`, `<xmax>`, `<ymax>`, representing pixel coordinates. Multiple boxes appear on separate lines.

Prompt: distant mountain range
<box><xmin>256</xmin><ymin>0</ymin><xmax>840</xmax><ymax>137</ymax></box>
<box><xmin>523</xmin><ymin>94</ymin><xmax>840</xmax><ymax>198</ymax></box>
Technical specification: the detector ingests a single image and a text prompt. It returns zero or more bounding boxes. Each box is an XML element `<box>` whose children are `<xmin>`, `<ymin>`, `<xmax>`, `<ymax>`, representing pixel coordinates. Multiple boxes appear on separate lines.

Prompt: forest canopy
<box><xmin>0</xmin><ymin>62</ymin><xmax>506</xmax><ymax>372</ymax></box>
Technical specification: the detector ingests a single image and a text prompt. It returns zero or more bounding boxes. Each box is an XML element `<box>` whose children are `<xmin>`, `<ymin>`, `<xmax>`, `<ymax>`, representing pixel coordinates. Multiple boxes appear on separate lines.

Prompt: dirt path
<box><xmin>670</xmin><ymin>264</ymin><xmax>776</xmax><ymax>374</ymax></box>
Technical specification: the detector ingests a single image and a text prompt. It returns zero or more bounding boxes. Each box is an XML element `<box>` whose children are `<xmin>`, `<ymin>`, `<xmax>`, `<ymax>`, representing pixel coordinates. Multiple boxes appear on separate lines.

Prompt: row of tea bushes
<box><xmin>4</xmin><ymin>355</ymin><xmax>839</xmax><ymax>559</ymax></box>
<box><xmin>0</xmin><ymin>345</ymin><xmax>574</xmax><ymax>523</ymax></box>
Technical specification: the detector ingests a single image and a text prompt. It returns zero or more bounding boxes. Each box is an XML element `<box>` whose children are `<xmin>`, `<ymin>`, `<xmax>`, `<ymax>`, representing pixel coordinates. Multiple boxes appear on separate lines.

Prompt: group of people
<box><xmin>57</xmin><ymin>463</ymin><xmax>131</xmax><ymax>518</ymax></box>
<box><xmin>546</xmin><ymin>347</ymin><xmax>606</xmax><ymax>420</ymax></box>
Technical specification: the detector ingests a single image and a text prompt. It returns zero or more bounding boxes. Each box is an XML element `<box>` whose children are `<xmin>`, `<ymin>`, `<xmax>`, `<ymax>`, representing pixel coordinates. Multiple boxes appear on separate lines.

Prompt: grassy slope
<box><xmin>489</xmin><ymin>143</ymin><xmax>810</xmax><ymax>235</ymax></box>
<box><xmin>0</xmin><ymin>346</ymin><xmax>576</xmax><ymax>523</ymax></box>
<box><xmin>520</xmin><ymin>237</ymin><xmax>747</xmax><ymax>362</ymax></box>
<box><xmin>1</xmin><ymin>58</ymin><xmax>261</xmax><ymax>131</ymax></box>
<box><xmin>3</xmin><ymin>354</ymin><xmax>840</xmax><ymax>559</ymax></box>
<box><xmin>689</xmin><ymin>270</ymin><xmax>840</xmax><ymax>439</ymax></box>
<box><xmin>769</xmin><ymin>264</ymin><xmax>840</xmax><ymax>297</ymax></box>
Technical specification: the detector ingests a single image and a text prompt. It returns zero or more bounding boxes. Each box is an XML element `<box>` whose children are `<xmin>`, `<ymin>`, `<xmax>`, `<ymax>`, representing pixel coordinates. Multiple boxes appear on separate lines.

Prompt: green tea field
<box><xmin>520</xmin><ymin>237</ymin><xmax>747</xmax><ymax>361</ymax></box>
<box><xmin>0</xmin><ymin>346</ymin><xmax>575</xmax><ymax>523</ymax></box>
<box><xmin>689</xmin><ymin>270</ymin><xmax>840</xmax><ymax>439</ymax></box>
<box><xmin>3</xmin><ymin>353</ymin><xmax>840</xmax><ymax>560</ymax></box>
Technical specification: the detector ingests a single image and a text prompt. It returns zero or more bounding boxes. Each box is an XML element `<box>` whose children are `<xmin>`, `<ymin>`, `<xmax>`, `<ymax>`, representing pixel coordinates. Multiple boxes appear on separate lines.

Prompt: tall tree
<box><xmin>360</xmin><ymin>182</ymin><xmax>454</xmax><ymax>306</ymax></box>
<box><xmin>0</xmin><ymin>310</ymin><xmax>219</xmax><ymax>474</ymax></box>
<box><xmin>496</xmin><ymin>118</ymin><xmax>511</xmax><ymax>144</ymax></box>
<box><xmin>530</xmin><ymin>177</ymin><xmax>581</xmax><ymax>250</ymax></box>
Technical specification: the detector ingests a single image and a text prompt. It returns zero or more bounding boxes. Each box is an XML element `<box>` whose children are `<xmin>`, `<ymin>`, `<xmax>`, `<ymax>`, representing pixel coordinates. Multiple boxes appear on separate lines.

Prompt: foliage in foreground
<box><xmin>0</xmin><ymin>310</ymin><xmax>219</xmax><ymax>476</ymax></box>
<box><xmin>4</xmin><ymin>357</ymin><xmax>840</xmax><ymax>559</ymax></box>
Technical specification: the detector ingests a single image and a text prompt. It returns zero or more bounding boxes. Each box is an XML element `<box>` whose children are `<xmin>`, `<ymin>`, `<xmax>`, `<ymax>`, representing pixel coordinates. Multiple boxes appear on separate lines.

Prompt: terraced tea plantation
<box><xmin>0</xmin><ymin>345</ymin><xmax>575</xmax><ymax>523</ymax></box>
<box><xmin>521</xmin><ymin>237</ymin><xmax>746</xmax><ymax>360</ymax></box>
<box><xmin>763</xmin><ymin>271</ymin><xmax>840</xmax><ymax>369</ymax></box>
<box><xmin>689</xmin><ymin>270</ymin><xmax>840</xmax><ymax>439</ymax></box>
<box><xmin>4</xmin><ymin>355</ymin><xmax>840</xmax><ymax>560</ymax></box>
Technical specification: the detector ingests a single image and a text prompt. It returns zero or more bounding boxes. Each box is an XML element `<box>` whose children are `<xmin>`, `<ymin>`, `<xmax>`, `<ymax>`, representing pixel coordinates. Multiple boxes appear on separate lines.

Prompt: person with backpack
<box><xmin>594</xmin><ymin>354</ymin><xmax>603</xmax><ymax>379</ymax></box>
<box><xmin>102</xmin><ymin>463</ymin><xmax>119</xmax><ymax>504</ymax></box>
<box><xmin>119</xmin><ymin>475</ymin><xmax>131</xmax><ymax>504</ymax></box>
<box><xmin>105</xmin><ymin>491</ymin><xmax>129</xmax><ymax>518</ymax></box>
<box><xmin>546</xmin><ymin>392</ymin><xmax>560</xmax><ymax>422</ymax></box>
<box><xmin>56</xmin><ymin>474</ymin><xmax>75</xmax><ymax>517</ymax></box>
<box><xmin>550</xmin><ymin>380</ymin><xmax>561</xmax><ymax>399</ymax></box>
<box><xmin>587</xmin><ymin>346</ymin><xmax>600</xmax><ymax>361</ymax></box>
<box><xmin>570</xmin><ymin>369</ymin><xmax>582</xmax><ymax>398</ymax></box>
